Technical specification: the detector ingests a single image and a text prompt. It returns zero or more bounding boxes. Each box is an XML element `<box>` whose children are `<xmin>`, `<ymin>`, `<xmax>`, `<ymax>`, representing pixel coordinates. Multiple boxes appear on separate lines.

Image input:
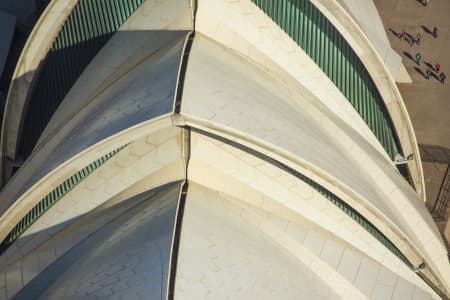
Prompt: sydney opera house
<box><xmin>0</xmin><ymin>0</ymin><xmax>449</xmax><ymax>299</ymax></box>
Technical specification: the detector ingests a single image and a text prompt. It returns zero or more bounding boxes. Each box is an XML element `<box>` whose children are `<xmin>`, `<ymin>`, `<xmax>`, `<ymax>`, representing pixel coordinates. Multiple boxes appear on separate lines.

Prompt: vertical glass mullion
<box><xmin>76</xmin><ymin>3</ymin><xmax>88</xmax><ymax>42</ymax></box>
<box><xmin>337</xmin><ymin>36</ymin><xmax>343</xmax><ymax>93</ymax></box>
<box><xmin>322</xmin><ymin>19</ymin><xmax>328</xmax><ymax>72</ymax></box>
<box><xmin>349</xmin><ymin>50</ymin><xmax>354</xmax><ymax>104</ymax></box>
<box><xmin>357</xmin><ymin>70</ymin><xmax>364</xmax><ymax>120</ymax></box>
<box><xmin>292</xmin><ymin>1</ymin><xmax>298</xmax><ymax>44</ymax></box>
<box><xmin>307</xmin><ymin>3</ymin><xmax>313</xmax><ymax>56</ymax></box>
<box><xmin>299</xmin><ymin>0</ymin><xmax>305</xmax><ymax>47</ymax></box>
<box><xmin>320</xmin><ymin>16</ymin><xmax>326</xmax><ymax>69</ymax></box>
<box><xmin>339</xmin><ymin>43</ymin><xmax>345</xmax><ymax>95</ymax></box>
<box><xmin>361</xmin><ymin>73</ymin><xmax>368</xmax><ymax>124</ymax></box>
<box><xmin>291</xmin><ymin>1</ymin><xmax>297</xmax><ymax>42</ymax></box>
<box><xmin>366</xmin><ymin>86</ymin><xmax>373</xmax><ymax>133</ymax></box>
<box><xmin>97</xmin><ymin>0</ymin><xmax>110</xmax><ymax>35</ymax></box>
<box><xmin>347</xmin><ymin>52</ymin><xmax>352</xmax><ymax>105</ymax></box>
<box><xmin>303</xmin><ymin>0</ymin><xmax>309</xmax><ymax>49</ymax></box>
<box><xmin>311</xmin><ymin>5</ymin><xmax>317</xmax><ymax>63</ymax></box>
<box><xmin>280</xmin><ymin>0</ymin><xmax>284</xmax><ymax>30</ymax></box>
<box><xmin>111</xmin><ymin>0</ymin><xmax>121</xmax><ymax>29</ymax></box>
<box><xmin>316</xmin><ymin>8</ymin><xmax>321</xmax><ymax>66</ymax></box>
<box><xmin>95</xmin><ymin>0</ymin><xmax>106</xmax><ymax>36</ymax></box>
<box><xmin>71</xmin><ymin>6</ymin><xmax>82</xmax><ymax>44</ymax></box>
<box><xmin>373</xmin><ymin>100</ymin><xmax>382</xmax><ymax>146</ymax></box>
<box><xmin>328</xmin><ymin>24</ymin><xmax>334</xmax><ymax>81</ymax></box>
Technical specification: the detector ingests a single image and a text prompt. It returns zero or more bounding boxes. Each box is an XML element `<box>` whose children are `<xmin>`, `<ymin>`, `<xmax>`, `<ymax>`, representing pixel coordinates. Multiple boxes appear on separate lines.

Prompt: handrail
<box><xmin>432</xmin><ymin>163</ymin><xmax>450</xmax><ymax>219</ymax></box>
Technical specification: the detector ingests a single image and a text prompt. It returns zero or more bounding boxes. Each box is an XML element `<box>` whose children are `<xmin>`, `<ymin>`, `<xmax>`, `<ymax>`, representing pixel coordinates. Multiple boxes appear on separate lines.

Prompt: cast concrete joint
<box><xmin>181</xmin><ymin>114</ymin><xmax>430</xmax><ymax>273</ymax></box>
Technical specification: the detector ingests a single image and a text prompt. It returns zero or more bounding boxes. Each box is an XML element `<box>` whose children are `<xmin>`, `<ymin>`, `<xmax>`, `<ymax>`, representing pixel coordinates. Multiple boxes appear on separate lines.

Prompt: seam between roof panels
<box><xmin>184</xmin><ymin>125</ymin><xmax>449</xmax><ymax>297</ymax></box>
<box><xmin>167</xmin><ymin>128</ymin><xmax>191</xmax><ymax>300</ymax></box>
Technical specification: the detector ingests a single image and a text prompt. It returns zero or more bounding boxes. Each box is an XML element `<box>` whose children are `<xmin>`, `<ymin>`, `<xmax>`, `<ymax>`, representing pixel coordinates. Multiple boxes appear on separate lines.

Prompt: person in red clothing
<box><xmin>435</xmin><ymin>63</ymin><xmax>441</xmax><ymax>73</ymax></box>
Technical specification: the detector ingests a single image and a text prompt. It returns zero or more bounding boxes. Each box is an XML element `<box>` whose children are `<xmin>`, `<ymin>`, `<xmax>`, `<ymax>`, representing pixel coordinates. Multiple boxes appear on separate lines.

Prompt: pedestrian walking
<box><xmin>439</xmin><ymin>72</ymin><xmax>446</xmax><ymax>84</ymax></box>
<box><xmin>435</xmin><ymin>63</ymin><xmax>441</xmax><ymax>73</ymax></box>
<box><xmin>416</xmin><ymin>33</ymin><xmax>421</xmax><ymax>45</ymax></box>
<box><xmin>426</xmin><ymin>68</ymin><xmax>431</xmax><ymax>79</ymax></box>
<box><xmin>433</xmin><ymin>27</ymin><xmax>438</xmax><ymax>38</ymax></box>
<box><xmin>399</xmin><ymin>30</ymin><xmax>405</xmax><ymax>41</ymax></box>
<box><xmin>416</xmin><ymin>53</ymin><xmax>422</xmax><ymax>65</ymax></box>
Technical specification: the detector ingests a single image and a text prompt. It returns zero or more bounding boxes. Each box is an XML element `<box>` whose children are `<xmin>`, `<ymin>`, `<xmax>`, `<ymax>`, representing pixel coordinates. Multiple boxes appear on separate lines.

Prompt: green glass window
<box><xmin>251</xmin><ymin>0</ymin><xmax>400</xmax><ymax>159</ymax></box>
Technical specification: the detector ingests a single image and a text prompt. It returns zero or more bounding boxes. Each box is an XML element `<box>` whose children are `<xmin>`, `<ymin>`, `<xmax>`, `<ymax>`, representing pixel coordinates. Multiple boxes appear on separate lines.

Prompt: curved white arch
<box><xmin>177</xmin><ymin>182</ymin><xmax>436</xmax><ymax>299</ymax></box>
<box><xmin>0</xmin><ymin>0</ymin><xmax>79</xmax><ymax>184</ymax></box>
<box><xmin>311</xmin><ymin>0</ymin><xmax>425</xmax><ymax>202</ymax></box>
<box><xmin>186</xmin><ymin>132</ymin><xmax>438</xmax><ymax>295</ymax></box>
<box><xmin>0</xmin><ymin>0</ymin><xmax>195</xmax><ymax>186</ymax></box>
<box><xmin>182</xmin><ymin>115</ymin><xmax>446</xmax><ymax>296</ymax></box>
<box><xmin>194</xmin><ymin>0</ymin><xmax>392</xmax><ymax>162</ymax></box>
<box><xmin>0</xmin><ymin>115</ymin><xmax>174</xmax><ymax>246</ymax></box>
<box><xmin>0</xmin><ymin>0</ymin><xmax>445</xmax><ymax>297</ymax></box>
<box><xmin>0</xmin><ymin>31</ymin><xmax>187</xmax><ymax>221</ymax></box>
<box><xmin>178</xmin><ymin>32</ymin><xmax>449</xmax><ymax>295</ymax></box>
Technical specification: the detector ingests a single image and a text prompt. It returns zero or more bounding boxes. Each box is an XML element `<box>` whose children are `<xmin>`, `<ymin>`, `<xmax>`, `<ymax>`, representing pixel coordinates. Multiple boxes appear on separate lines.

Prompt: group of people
<box><xmin>399</xmin><ymin>31</ymin><xmax>421</xmax><ymax>46</ymax></box>
<box><xmin>399</xmin><ymin>27</ymin><xmax>436</xmax><ymax>46</ymax></box>
<box><xmin>404</xmin><ymin>27</ymin><xmax>445</xmax><ymax>84</ymax></box>
<box><xmin>424</xmin><ymin>63</ymin><xmax>446</xmax><ymax>83</ymax></box>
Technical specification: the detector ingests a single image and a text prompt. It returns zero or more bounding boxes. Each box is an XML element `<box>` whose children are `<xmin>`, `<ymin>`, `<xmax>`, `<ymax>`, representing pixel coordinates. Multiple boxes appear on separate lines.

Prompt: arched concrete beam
<box><xmin>311</xmin><ymin>0</ymin><xmax>425</xmax><ymax>202</ymax></box>
<box><xmin>176</xmin><ymin>34</ymin><xmax>448</xmax><ymax>289</ymax></box>
<box><xmin>0</xmin><ymin>0</ymin><xmax>195</xmax><ymax>186</ymax></box>
<box><xmin>177</xmin><ymin>182</ymin><xmax>435</xmax><ymax>299</ymax></box>
<box><xmin>0</xmin><ymin>30</ymin><xmax>188</xmax><ymax>220</ymax></box>
<box><xmin>0</xmin><ymin>0</ymin><xmax>79</xmax><ymax>184</ymax></box>
<box><xmin>0</xmin><ymin>116</ymin><xmax>177</xmax><ymax>249</ymax></box>
<box><xmin>187</xmin><ymin>132</ymin><xmax>437</xmax><ymax>296</ymax></box>
<box><xmin>194</xmin><ymin>0</ymin><xmax>391</xmax><ymax>162</ymax></box>
<box><xmin>178</xmin><ymin>114</ymin><xmax>449</xmax><ymax>296</ymax></box>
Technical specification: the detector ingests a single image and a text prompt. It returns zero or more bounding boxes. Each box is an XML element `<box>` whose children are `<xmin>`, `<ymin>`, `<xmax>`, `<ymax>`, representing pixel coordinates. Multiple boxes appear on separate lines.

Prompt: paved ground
<box><xmin>375</xmin><ymin>0</ymin><xmax>450</xmax><ymax>229</ymax></box>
